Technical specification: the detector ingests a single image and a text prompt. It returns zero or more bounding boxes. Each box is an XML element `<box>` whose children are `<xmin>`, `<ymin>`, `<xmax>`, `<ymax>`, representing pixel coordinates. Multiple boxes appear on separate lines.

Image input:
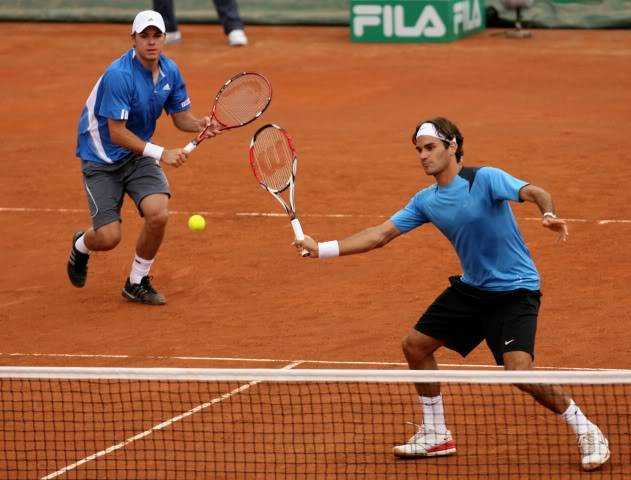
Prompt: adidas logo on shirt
<box><xmin>162</xmin><ymin>84</ymin><xmax>171</xmax><ymax>91</ymax></box>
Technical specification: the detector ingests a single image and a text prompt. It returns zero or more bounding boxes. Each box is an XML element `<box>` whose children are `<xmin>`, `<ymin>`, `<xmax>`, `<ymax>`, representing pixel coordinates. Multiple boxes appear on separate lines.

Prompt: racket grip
<box><xmin>290</xmin><ymin>218</ymin><xmax>310</xmax><ymax>257</ymax></box>
<box><xmin>183</xmin><ymin>141</ymin><xmax>197</xmax><ymax>154</ymax></box>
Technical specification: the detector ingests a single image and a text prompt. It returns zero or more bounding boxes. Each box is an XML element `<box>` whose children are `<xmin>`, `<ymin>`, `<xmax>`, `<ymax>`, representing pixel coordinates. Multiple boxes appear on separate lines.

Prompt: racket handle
<box><xmin>290</xmin><ymin>218</ymin><xmax>310</xmax><ymax>257</ymax></box>
<box><xmin>183</xmin><ymin>141</ymin><xmax>197</xmax><ymax>154</ymax></box>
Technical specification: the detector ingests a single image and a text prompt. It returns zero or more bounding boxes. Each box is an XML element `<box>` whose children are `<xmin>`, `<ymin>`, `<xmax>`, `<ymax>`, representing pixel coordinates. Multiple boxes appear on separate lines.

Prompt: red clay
<box><xmin>0</xmin><ymin>22</ymin><xmax>630</xmax><ymax>479</ymax></box>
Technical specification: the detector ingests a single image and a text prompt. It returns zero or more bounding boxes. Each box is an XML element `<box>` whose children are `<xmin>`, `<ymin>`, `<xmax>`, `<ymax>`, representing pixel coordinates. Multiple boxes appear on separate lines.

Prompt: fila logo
<box><xmin>453</xmin><ymin>0</ymin><xmax>482</xmax><ymax>34</ymax></box>
<box><xmin>353</xmin><ymin>4</ymin><xmax>446</xmax><ymax>38</ymax></box>
<box><xmin>353</xmin><ymin>1</ymin><xmax>482</xmax><ymax>38</ymax></box>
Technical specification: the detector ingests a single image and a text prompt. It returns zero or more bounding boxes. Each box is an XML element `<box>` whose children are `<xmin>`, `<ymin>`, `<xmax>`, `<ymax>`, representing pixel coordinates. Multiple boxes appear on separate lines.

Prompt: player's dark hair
<box><xmin>412</xmin><ymin>117</ymin><xmax>464</xmax><ymax>162</ymax></box>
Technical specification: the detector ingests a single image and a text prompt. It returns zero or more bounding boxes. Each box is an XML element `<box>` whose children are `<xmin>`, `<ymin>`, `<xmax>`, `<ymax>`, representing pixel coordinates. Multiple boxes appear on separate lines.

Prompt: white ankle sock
<box><xmin>75</xmin><ymin>233</ymin><xmax>91</xmax><ymax>255</ymax></box>
<box><xmin>420</xmin><ymin>395</ymin><xmax>448</xmax><ymax>434</ymax></box>
<box><xmin>562</xmin><ymin>400</ymin><xmax>594</xmax><ymax>435</ymax></box>
<box><xmin>129</xmin><ymin>255</ymin><xmax>154</xmax><ymax>285</ymax></box>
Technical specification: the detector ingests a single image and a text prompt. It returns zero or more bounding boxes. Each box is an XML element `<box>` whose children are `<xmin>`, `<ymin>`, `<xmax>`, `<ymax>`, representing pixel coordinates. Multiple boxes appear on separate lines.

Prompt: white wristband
<box><xmin>143</xmin><ymin>142</ymin><xmax>164</xmax><ymax>161</ymax></box>
<box><xmin>542</xmin><ymin>212</ymin><xmax>557</xmax><ymax>219</ymax></box>
<box><xmin>318</xmin><ymin>241</ymin><xmax>339</xmax><ymax>259</ymax></box>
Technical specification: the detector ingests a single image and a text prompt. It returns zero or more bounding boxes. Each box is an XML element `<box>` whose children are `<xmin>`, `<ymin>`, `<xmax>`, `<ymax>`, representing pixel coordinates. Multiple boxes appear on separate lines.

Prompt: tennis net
<box><xmin>1</xmin><ymin>367</ymin><xmax>629</xmax><ymax>479</ymax></box>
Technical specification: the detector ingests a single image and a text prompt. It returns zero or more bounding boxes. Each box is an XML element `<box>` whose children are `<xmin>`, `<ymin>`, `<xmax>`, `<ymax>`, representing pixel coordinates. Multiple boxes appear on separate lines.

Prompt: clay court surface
<box><xmin>0</xmin><ymin>22</ymin><xmax>630</xmax><ymax>478</ymax></box>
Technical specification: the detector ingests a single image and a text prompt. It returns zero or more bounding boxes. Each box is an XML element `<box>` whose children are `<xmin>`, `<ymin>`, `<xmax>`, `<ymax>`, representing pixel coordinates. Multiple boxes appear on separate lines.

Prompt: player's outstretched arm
<box><xmin>294</xmin><ymin>220</ymin><xmax>402</xmax><ymax>258</ymax></box>
<box><xmin>519</xmin><ymin>184</ymin><xmax>569</xmax><ymax>241</ymax></box>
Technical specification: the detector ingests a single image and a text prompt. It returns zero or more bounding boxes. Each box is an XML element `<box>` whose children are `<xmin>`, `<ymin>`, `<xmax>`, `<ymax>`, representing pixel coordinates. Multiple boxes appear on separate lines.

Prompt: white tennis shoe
<box><xmin>228</xmin><ymin>29</ymin><xmax>248</xmax><ymax>47</ymax></box>
<box><xmin>393</xmin><ymin>423</ymin><xmax>456</xmax><ymax>458</ymax></box>
<box><xmin>165</xmin><ymin>31</ymin><xmax>182</xmax><ymax>45</ymax></box>
<box><xmin>577</xmin><ymin>426</ymin><xmax>610</xmax><ymax>471</ymax></box>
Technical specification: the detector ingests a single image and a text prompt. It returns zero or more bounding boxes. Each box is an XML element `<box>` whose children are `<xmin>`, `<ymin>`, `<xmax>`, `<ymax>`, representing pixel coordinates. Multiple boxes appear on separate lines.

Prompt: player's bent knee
<box><xmin>401</xmin><ymin>333</ymin><xmax>416</xmax><ymax>354</ymax></box>
<box><xmin>145</xmin><ymin>209</ymin><xmax>169</xmax><ymax>229</ymax></box>
<box><xmin>503</xmin><ymin>351</ymin><xmax>533</xmax><ymax>371</ymax></box>
<box><xmin>402</xmin><ymin>332</ymin><xmax>435</xmax><ymax>360</ymax></box>
<box><xmin>93</xmin><ymin>229</ymin><xmax>121</xmax><ymax>251</ymax></box>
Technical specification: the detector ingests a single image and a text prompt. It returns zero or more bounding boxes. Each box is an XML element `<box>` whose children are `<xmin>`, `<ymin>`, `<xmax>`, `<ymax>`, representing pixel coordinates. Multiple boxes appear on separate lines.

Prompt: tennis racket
<box><xmin>183</xmin><ymin>72</ymin><xmax>272</xmax><ymax>154</ymax></box>
<box><xmin>249</xmin><ymin>124</ymin><xmax>309</xmax><ymax>257</ymax></box>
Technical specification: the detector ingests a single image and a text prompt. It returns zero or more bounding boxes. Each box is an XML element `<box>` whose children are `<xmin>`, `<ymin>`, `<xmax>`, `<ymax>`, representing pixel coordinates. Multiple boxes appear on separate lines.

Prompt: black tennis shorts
<box><xmin>415</xmin><ymin>276</ymin><xmax>542</xmax><ymax>365</ymax></box>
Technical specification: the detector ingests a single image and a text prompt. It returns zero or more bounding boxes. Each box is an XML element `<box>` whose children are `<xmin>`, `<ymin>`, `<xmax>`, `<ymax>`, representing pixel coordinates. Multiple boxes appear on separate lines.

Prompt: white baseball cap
<box><xmin>131</xmin><ymin>10</ymin><xmax>166</xmax><ymax>34</ymax></box>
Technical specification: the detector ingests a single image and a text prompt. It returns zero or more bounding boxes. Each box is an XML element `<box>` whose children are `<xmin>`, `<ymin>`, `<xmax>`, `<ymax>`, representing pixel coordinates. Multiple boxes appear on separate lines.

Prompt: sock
<box><xmin>420</xmin><ymin>395</ymin><xmax>448</xmax><ymax>434</ymax></box>
<box><xmin>129</xmin><ymin>255</ymin><xmax>154</xmax><ymax>285</ymax></box>
<box><xmin>74</xmin><ymin>233</ymin><xmax>91</xmax><ymax>255</ymax></box>
<box><xmin>562</xmin><ymin>400</ymin><xmax>594</xmax><ymax>435</ymax></box>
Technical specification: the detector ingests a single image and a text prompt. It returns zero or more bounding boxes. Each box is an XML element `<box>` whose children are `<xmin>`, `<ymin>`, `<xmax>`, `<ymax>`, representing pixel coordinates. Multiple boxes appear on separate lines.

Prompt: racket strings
<box><xmin>252</xmin><ymin>129</ymin><xmax>294</xmax><ymax>192</ymax></box>
<box><xmin>215</xmin><ymin>75</ymin><xmax>271</xmax><ymax>127</ymax></box>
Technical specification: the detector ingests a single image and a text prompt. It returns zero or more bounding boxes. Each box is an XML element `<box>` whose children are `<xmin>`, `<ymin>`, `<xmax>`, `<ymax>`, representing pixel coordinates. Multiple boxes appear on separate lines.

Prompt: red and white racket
<box><xmin>249</xmin><ymin>124</ymin><xmax>309</xmax><ymax>256</ymax></box>
<box><xmin>183</xmin><ymin>72</ymin><xmax>272</xmax><ymax>154</ymax></box>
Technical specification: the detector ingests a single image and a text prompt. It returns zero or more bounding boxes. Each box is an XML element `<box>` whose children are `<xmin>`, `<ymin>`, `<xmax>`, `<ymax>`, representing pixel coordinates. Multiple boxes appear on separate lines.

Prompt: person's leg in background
<box><xmin>152</xmin><ymin>0</ymin><xmax>181</xmax><ymax>44</ymax></box>
<box><xmin>212</xmin><ymin>0</ymin><xmax>248</xmax><ymax>46</ymax></box>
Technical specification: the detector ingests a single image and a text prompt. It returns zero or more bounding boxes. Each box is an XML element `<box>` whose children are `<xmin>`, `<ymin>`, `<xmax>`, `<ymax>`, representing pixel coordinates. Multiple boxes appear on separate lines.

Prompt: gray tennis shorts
<box><xmin>81</xmin><ymin>153</ymin><xmax>171</xmax><ymax>230</ymax></box>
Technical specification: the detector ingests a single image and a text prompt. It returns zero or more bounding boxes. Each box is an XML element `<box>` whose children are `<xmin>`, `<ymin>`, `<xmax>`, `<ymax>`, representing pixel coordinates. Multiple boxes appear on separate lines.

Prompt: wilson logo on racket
<box><xmin>258</xmin><ymin>141</ymin><xmax>290</xmax><ymax>177</ymax></box>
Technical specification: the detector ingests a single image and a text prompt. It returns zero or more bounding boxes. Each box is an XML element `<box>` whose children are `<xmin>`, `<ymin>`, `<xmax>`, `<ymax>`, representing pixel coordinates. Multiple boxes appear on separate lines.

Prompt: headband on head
<box><xmin>416</xmin><ymin>123</ymin><xmax>457</xmax><ymax>147</ymax></box>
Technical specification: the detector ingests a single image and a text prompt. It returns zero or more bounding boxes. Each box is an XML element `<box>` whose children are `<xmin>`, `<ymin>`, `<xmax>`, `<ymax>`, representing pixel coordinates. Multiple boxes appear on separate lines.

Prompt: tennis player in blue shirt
<box><xmin>67</xmin><ymin>10</ymin><xmax>220</xmax><ymax>305</ymax></box>
<box><xmin>294</xmin><ymin>117</ymin><xmax>610</xmax><ymax>471</ymax></box>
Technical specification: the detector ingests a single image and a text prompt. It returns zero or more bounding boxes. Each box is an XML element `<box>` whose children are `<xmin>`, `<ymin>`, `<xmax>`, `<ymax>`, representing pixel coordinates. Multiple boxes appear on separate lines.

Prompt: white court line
<box><xmin>1</xmin><ymin>352</ymin><xmax>627</xmax><ymax>372</ymax></box>
<box><xmin>0</xmin><ymin>352</ymin><xmax>130</xmax><ymax>359</ymax></box>
<box><xmin>0</xmin><ymin>206</ymin><xmax>630</xmax><ymax>224</ymax></box>
<box><xmin>598</xmin><ymin>219</ymin><xmax>631</xmax><ymax>224</ymax></box>
<box><xmin>0</xmin><ymin>207</ymin><xmax>85</xmax><ymax>213</ymax></box>
<box><xmin>40</xmin><ymin>360</ymin><xmax>304</xmax><ymax>480</ymax></box>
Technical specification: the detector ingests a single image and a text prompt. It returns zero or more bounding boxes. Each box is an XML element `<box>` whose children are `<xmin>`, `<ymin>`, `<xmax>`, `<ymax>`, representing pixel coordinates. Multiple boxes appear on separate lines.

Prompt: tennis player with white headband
<box><xmin>294</xmin><ymin>117</ymin><xmax>609</xmax><ymax>471</ymax></box>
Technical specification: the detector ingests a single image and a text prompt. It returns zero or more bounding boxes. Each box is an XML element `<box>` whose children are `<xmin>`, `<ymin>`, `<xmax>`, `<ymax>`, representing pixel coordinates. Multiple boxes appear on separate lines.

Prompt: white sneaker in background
<box><xmin>165</xmin><ymin>31</ymin><xmax>182</xmax><ymax>45</ymax></box>
<box><xmin>228</xmin><ymin>29</ymin><xmax>248</xmax><ymax>47</ymax></box>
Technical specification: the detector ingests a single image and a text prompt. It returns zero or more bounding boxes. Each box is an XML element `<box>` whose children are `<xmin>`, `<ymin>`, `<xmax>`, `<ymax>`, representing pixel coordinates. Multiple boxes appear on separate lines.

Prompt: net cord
<box><xmin>1</xmin><ymin>367</ymin><xmax>630</xmax><ymax>384</ymax></box>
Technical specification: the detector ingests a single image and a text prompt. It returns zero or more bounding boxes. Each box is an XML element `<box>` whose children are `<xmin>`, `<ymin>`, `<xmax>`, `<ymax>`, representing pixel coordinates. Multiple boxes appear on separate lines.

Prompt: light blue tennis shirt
<box><xmin>76</xmin><ymin>49</ymin><xmax>191</xmax><ymax>164</ymax></box>
<box><xmin>391</xmin><ymin>166</ymin><xmax>540</xmax><ymax>291</ymax></box>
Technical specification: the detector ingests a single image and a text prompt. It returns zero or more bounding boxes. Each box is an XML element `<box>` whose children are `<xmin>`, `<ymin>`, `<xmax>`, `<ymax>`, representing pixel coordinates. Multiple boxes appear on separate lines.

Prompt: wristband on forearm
<box><xmin>542</xmin><ymin>212</ymin><xmax>557</xmax><ymax>219</ymax></box>
<box><xmin>318</xmin><ymin>241</ymin><xmax>340</xmax><ymax>259</ymax></box>
<box><xmin>143</xmin><ymin>142</ymin><xmax>164</xmax><ymax>161</ymax></box>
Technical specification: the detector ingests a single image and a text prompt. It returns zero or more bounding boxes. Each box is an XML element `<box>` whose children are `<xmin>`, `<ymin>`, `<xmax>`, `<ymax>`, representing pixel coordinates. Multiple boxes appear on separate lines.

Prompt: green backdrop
<box><xmin>1</xmin><ymin>0</ymin><xmax>630</xmax><ymax>28</ymax></box>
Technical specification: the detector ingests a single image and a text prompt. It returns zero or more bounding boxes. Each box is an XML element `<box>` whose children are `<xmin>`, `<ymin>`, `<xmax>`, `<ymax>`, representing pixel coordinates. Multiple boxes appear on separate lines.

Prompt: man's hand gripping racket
<box><xmin>183</xmin><ymin>72</ymin><xmax>272</xmax><ymax>154</ymax></box>
<box><xmin>249</xmin><ymin>124</ymin><xmax>309</xmax><ymax>257</ymax></box>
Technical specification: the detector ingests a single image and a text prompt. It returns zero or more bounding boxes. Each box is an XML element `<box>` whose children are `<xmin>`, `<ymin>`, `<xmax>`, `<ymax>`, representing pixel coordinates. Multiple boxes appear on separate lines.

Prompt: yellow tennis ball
<box><xmin>188</xmin><ymin>214</ymin><xmax>206</xmax><ymax>232</ymax></box>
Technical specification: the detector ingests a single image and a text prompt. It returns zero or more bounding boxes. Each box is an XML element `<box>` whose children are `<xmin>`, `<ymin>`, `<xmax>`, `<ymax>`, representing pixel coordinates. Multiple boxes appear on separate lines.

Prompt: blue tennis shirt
<box><xmin>76</xmin><ymin>49</ymin><xmax>191</xmax><ymax>164</ymax></box>
<box><xmin>391</xmin><ymin>167</ymin><xmax>540</xmax><ymax>291</ymax></box>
